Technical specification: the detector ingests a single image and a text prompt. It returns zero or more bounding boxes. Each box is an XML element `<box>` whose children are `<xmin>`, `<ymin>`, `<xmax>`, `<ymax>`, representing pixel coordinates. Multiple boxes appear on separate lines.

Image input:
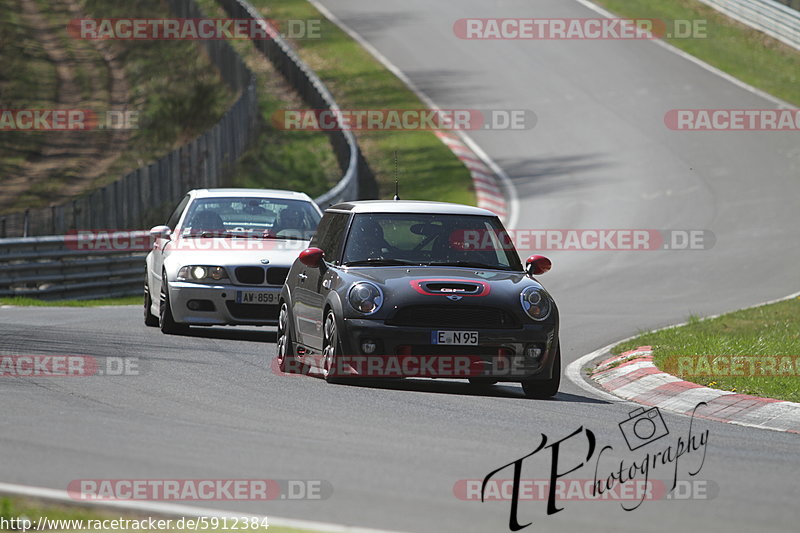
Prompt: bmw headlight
<box><xmin>177</xmin><ymin>265</ymin><xmax>229</xmax><ymax>283</ymax></box>
<box><xmin>348</xmin><ymin>282</ymin><xmax>384</xmax><ymax>315</ymax></box>
<box><xmin>520</xmin><ymin>286</ymin><xmax>551</xmax><ymax>321</ymax></box>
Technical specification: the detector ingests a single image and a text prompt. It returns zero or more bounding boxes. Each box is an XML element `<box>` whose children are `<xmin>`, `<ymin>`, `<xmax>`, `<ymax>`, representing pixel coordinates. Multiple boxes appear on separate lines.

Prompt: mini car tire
<box><xmin>521</xmin><ymin>345</ymin><xmax>561</xmax><ymax>399</ymax></box>
<box><xmin>143</xmin><ymin>275</ymin><xmax>159</xmax><ymax>327</ymax></box>
<box><xmin>322</xmin><ymin>310</ymin><xmax>349</xmax><ymax>384</ymax></box>
<box><xmin>277</xmin><ymin>302</ymin><xmax>299</xmax><ymax>373</ymax></box>
<box><xmin>159</xmin><ymin>272</ymin><xmax>189</xmax><ymax>335</ymax></box>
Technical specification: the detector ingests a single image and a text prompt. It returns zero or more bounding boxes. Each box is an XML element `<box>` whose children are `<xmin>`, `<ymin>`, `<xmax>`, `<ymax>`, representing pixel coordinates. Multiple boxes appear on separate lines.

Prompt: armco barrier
<box><xmin>696</xmin><ymin>0</ymin><xmax>800</xmax><ymax>50</ymax></box>
<box><xmin>0</xmin><ymin>0</ymin><xmax>374</xmax><ymax>299</ymax></box>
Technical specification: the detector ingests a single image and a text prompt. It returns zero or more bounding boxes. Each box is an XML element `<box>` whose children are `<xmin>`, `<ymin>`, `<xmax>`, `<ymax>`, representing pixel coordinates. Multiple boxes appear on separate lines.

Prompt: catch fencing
<box><xmin>0</xmin><ymin>0</ymin><xmax>372</xmax><ymax>299</ymax></box>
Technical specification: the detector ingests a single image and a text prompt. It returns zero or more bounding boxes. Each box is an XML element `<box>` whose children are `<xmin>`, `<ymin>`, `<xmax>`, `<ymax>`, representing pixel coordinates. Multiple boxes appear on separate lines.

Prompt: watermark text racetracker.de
<box><xmin>68</xmin><ymin>18</ymin><xmax>322</xmax><ymax>40</ymax></box>
<box><xmin>453</xmin><ymin>18</ymin><xmax>708</xmax><ymax>40</ymax></box>
<box><xmin>0</xmin><ymin>355</ymin><xmax>141</xmax><ymax>377</ymax></box>
<box><xmin>2</xmin><ymin>515</ymin><xmax>270</xmax><ymax>532</ymax></box>
<box><xmin>449</xmin><ymin>229</ymin><xmax>716</xmax><ymax>251</ymax></box>
<box><xmin>67</xmin><ymin>479</ymin><xmax>332</xmax><ymax>501</ymax></box>
<box><xmin>664</xmin><ymin>355</ymin><xmax>800</xmax><ymax>377</ymax></box>
<box><xmin>0</xmin><ymin>109</ymin><xmax>139</xmax><ymax>131</ymax></box>
<box><xmin>665</xmin><ymin>109</ymin><xmax>800</xmax><ymax>131</ymax></box>
<box><xmin>272</xmin><ymin>109</ymin><xmax>537</xmax><ymax>131</ymax></box>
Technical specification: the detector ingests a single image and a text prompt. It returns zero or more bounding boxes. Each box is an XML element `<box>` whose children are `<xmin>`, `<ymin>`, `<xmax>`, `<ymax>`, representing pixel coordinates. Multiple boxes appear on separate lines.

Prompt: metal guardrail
<box><xmin>0</xmin><ymin>0</ymin><xmax>373</xmax><ymax>300</ymax></box>
<box><xmin>696</xmin><ymin>0</ymin><xmax>800</xmax><ymax>50</ymax></box>
<box><xmin>0</xmin><ymin>233</ymin><xmax>149</xmax><ymax>300</ymax></box>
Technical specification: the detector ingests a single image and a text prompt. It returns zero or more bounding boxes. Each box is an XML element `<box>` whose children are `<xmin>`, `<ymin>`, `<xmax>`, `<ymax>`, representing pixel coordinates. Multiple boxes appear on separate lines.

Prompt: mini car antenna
<box><xmin>393</xmin><ymin>151</ymin><xmax>400</xmax><ymax>200</ymax></box>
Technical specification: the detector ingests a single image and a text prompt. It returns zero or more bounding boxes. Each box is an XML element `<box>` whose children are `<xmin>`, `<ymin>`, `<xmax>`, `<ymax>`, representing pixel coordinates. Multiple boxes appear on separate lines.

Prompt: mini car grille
<box><xmin>404</xmin><ymin>345</ymin><xmax>507</xmax><ymax>356</ymax></box>
<box><xmin>387</xmin><ymin>306</ymin><xmax>519</xmax><ymax>329</ymax></box>
<box><xmin>225</xmin><ymin>302</ymin><xmax>279</xmax><ymax>320</ymax></box>
<box><xmin>235</xmin><ymin>267</ymin><xmax>265</xmax><ymax>285</ymax></box>
<box><xmin>266</xmin><ymin>267</ymin><xmax>290</xmax><ymax>286</ymax></box>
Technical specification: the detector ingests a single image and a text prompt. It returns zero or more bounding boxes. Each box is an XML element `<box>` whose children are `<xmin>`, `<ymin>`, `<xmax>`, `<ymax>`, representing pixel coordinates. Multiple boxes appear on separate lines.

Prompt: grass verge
<box><xmin>612</xmin><ymin>297</ymin><xmax>800</xmax><ymax>402</ymax></box>
<box><xmin>237</xmin><ymin>0</ymin><xmax>476</xmax><ymax>203</ymax></box>
<box><xmin>594</xmin><ymin>0</ymin><xmax>800</xmax><ymax>106</ymax></box>
<box><xmin>0</xmin><ymin>295</ymin><xmax>140</xmax><ymax>307</ymax></box>
<box><xmin>0</xmin><ymin>497</ymin><xmax>315</xmax><ymax>533</ymax></box>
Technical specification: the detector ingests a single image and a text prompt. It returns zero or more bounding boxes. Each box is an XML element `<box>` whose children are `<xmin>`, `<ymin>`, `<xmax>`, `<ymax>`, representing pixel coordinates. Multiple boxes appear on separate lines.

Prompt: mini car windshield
<box><xmin>180</xmin><ymin>197</ymin><xmax>320</xmax><ymax>240</ymax></box>
<box><xmin>342</xmin><ymin>213</ymin><xmax>523</xmax><ymax>271</ymax></box>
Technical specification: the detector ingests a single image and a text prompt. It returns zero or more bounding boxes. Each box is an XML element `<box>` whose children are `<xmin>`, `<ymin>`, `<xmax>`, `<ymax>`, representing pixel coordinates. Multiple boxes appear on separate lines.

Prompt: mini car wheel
<box><xmin>159</xmin><ymin>272</ymin><xmax>189</xmax><ymax>335</ymax></box>
<box><xmin>322</xmin><ymin>310</ymin><xmax>348</xmax><ymax>384</ymax></box>
<box><xmin>143</xmin><ymin>274</ymin><xmax>159</xmax><ymax>327</ymax></box>
<box><xmin>276</xmin><ymin>302</ymin><xmax>299</xmax><ymax>373</ymax></box>
<box><xmin>521</xmin><ymin>345</ymin><xmax>561</xmax><ymax>399</ymax></box>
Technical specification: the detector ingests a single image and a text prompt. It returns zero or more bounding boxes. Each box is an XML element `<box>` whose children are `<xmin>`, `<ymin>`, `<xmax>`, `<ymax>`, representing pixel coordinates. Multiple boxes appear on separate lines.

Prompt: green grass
<box><xmin>194</xmin><ymin>0</ymin><xmax>341</xmax><ymax>198</ymax></box>
<box><xmin>0</xmin><ymin>295</ymin><xmax>140</xmax><ymax>307</ymax></box>
<box><xmin>242</xmin><ymin>0</ymin><xmax>476</xmax><ymax>203</ymax></box>
<box><xmin>0</xmin><ymin>0</ymin><xmax>234</xmax><ymax>213</ymax></box>
<box><xmin>595</xmin><ymin>0</ymin><xmax>800</xmax><ymax>106</ymax></box>
<box><xmin>613</xmin><ymin>297</ymin><xmax>800</xmax><ymax>402</ymax></box>
<box><xmin>0</xmin><ymin>497</ymin><xmax>317</xmax><ymax>533</ymax></box>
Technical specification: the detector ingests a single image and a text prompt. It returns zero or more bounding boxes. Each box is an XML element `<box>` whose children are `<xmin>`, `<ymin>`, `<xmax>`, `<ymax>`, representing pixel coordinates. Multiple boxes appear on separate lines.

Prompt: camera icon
<box><xmin>618</xmin><ymin>407</ymin><xmax>669</xmax><ymax>451</ymax></box>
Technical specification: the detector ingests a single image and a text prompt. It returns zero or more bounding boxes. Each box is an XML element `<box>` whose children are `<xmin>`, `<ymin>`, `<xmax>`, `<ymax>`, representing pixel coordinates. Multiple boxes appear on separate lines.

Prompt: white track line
<box><xmin>0</xmin><ymin>482</ymin><xmax>405</xmax><ymax>533</ymax></box>
<box><xmin>573</xmin><ymin>0</ymin><xmax>795</xmax><ymax>109</ymax></box>
<box><xmin>307</xmin><ymin>0</ymin><xmax>520</xmax><ymax>229</ymax></box>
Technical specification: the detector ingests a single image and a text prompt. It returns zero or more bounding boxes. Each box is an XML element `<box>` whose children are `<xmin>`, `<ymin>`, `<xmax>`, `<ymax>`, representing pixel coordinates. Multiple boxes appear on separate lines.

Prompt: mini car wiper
<box><xmin>424</xmin><ymin>261</ymin><xmax>513</xmax><ymax>271</ymax></box>
<box><xmin>344</xmin><ymin>258</ymin><xmax>418</xmax><ymax>266</ymax></box>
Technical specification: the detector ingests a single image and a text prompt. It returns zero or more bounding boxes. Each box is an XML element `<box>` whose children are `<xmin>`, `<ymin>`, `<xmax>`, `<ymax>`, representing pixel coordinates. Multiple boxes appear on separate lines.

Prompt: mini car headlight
<box><xmin>348</xmin><ymin>282</ymin><xmax>384</xmax><ymax>315</ymax></box>
<box><xmin>178</xmin><ymin>265</ymin><xmax>229</xmax><ymax>282</ymax></box>
<box><xmin>520</xmin><ymin>286</ymin><xmax>551</xmax><ymax>321</ymax></box>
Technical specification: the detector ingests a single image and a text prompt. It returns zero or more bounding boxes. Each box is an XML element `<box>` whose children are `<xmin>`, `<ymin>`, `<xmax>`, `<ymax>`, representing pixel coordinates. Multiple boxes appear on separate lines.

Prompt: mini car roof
<box><xmin>327</xmin><ymin>200</ymin><xmax>497</xmax><ymax>216</ymax></box>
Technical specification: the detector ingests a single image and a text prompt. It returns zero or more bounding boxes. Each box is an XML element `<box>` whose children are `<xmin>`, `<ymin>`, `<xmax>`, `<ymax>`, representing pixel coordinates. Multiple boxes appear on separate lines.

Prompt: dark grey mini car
<box><xmin>277</xmin><ymin>200</ymin><xmax>560</xmax><ymax>398</ymax></box>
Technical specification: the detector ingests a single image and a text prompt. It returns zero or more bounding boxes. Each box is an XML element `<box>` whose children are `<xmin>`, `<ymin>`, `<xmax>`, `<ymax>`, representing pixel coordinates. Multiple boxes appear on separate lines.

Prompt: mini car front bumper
<box><xmin>334</xmin><ymin>318</ymin><xmax>558</xmax><ymax>381</ymax></box>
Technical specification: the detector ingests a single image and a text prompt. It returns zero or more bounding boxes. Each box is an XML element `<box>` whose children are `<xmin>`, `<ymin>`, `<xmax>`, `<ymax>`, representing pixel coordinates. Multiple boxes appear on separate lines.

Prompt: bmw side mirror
<box><xmin>299</xmin><ymin>247</ymin><xmax>324</xmax><ymax>268</ymax></box>
<box><xmin>526</xmin><ymin>255</ymin><xmax>552</xmax><ymax>276</ymax></box>
<box><xmin>149</xmin><ymin>225</ymin><xmax>171</xmax><ymax>239</ymax></box>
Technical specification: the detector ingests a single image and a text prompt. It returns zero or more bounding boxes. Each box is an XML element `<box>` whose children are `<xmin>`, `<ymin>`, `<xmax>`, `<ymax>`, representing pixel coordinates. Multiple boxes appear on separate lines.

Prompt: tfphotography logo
<box><xmin>475</xmin><ymin>403</ymin><xmax>710</xmax><ymax>530</ymax></box>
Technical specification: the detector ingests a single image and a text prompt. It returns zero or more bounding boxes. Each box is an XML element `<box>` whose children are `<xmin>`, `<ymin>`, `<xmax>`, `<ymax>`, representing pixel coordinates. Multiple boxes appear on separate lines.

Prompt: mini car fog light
<box><xmin>361</xmin><ymin>340</ymin><xmax>377</xmax><ymax>354</ymax></box>
<box><xmin>525</xmin><ymin>345</ymin><xmax>543</xmax><ymax>359</ymax></box>
<box><xmin>348</xmin><ymin>282</ymin><xmax>384</xmax><ymax>316</ymax></box>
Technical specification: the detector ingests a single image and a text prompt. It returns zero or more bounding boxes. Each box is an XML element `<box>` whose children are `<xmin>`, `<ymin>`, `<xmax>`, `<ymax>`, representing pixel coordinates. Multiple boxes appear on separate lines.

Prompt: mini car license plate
<box><xmin>431</xmin><ymin>331</ymin><xmax>479</xmax><ymax>345</ymax></box>
<box><xmin>235</xmin><ymin>291</ymin><xmax>278</xmax><ymax>304</ymax></box>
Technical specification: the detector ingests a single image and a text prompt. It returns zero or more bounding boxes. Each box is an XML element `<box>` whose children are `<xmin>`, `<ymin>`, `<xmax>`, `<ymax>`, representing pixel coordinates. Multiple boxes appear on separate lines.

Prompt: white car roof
<box><xmin>190</xmin><ymin>188</ymin><xmax>314</xmax><ymax>201</ymax></box>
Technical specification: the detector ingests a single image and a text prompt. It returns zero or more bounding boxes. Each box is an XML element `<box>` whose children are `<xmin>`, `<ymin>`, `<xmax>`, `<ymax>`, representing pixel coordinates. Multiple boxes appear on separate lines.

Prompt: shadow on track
<box><xmin>168</xmin><ymin>326</ymin><xmax>276</xmax><ymax>343</ymax></box>
<box><xmin>287</xmin><ymin>370</ymin><xmax>610</xmax><ymax>404</ymax></box>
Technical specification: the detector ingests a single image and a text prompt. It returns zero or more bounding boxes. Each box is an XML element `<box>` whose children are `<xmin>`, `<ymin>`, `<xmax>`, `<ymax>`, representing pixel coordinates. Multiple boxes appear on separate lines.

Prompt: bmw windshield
<box><xmin>180</xmin><ymin>197</ymin><xmax>320</xmax><ymax>240</ymax></box>
<box><xmin>342</xmin><ymin>213</ymin><xmax>523</xmax><ymax>271</ymax></box>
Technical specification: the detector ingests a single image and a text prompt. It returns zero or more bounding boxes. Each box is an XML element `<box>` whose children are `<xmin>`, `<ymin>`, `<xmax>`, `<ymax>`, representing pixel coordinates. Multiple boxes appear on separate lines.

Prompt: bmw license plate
<box><xmin>235</xmin><ymin>291</ymin><xmax>278</xmax><ymax>304</ymax></box>
<box><xmin>431</xmin><ymin>331</ymin><xmax>479</xmax><ymax>345</ymax></box>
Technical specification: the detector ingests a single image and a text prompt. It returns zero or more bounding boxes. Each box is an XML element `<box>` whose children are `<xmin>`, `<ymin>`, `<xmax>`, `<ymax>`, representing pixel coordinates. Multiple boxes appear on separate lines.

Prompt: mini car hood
<box><xmin>342</xmin><ymin>265</ymin><xmax>544</xmax><ymax>295</ymax></box>
<box><xmin>163</xmin><ymin>237</ymin><xmax>307</xmax><ymax>269</ymax></box>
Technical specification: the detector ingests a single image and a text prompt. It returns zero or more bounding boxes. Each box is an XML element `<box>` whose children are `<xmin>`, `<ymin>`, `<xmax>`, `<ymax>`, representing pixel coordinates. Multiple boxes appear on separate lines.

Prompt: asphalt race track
<box><xmin>2</xmin><ymin>0</ymin><xmax>799</xmax><ymax>532</ymax></box>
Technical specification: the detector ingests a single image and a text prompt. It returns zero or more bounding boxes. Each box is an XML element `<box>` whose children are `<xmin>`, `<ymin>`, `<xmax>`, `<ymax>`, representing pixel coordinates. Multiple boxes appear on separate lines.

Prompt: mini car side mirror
<box><xmin>526</xmin><ymin>255</ymin><xmax>552</xmax><ymax>276</ymax></box>
<box><xmin>149</xmin><ymin>225</ymin><xmax>171</xmax><ymax>239</ymax></box>
<box><xmin>299</xmin><ymin>247</ymin><xmax>324</xmax><ymax>268</ymax></box>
